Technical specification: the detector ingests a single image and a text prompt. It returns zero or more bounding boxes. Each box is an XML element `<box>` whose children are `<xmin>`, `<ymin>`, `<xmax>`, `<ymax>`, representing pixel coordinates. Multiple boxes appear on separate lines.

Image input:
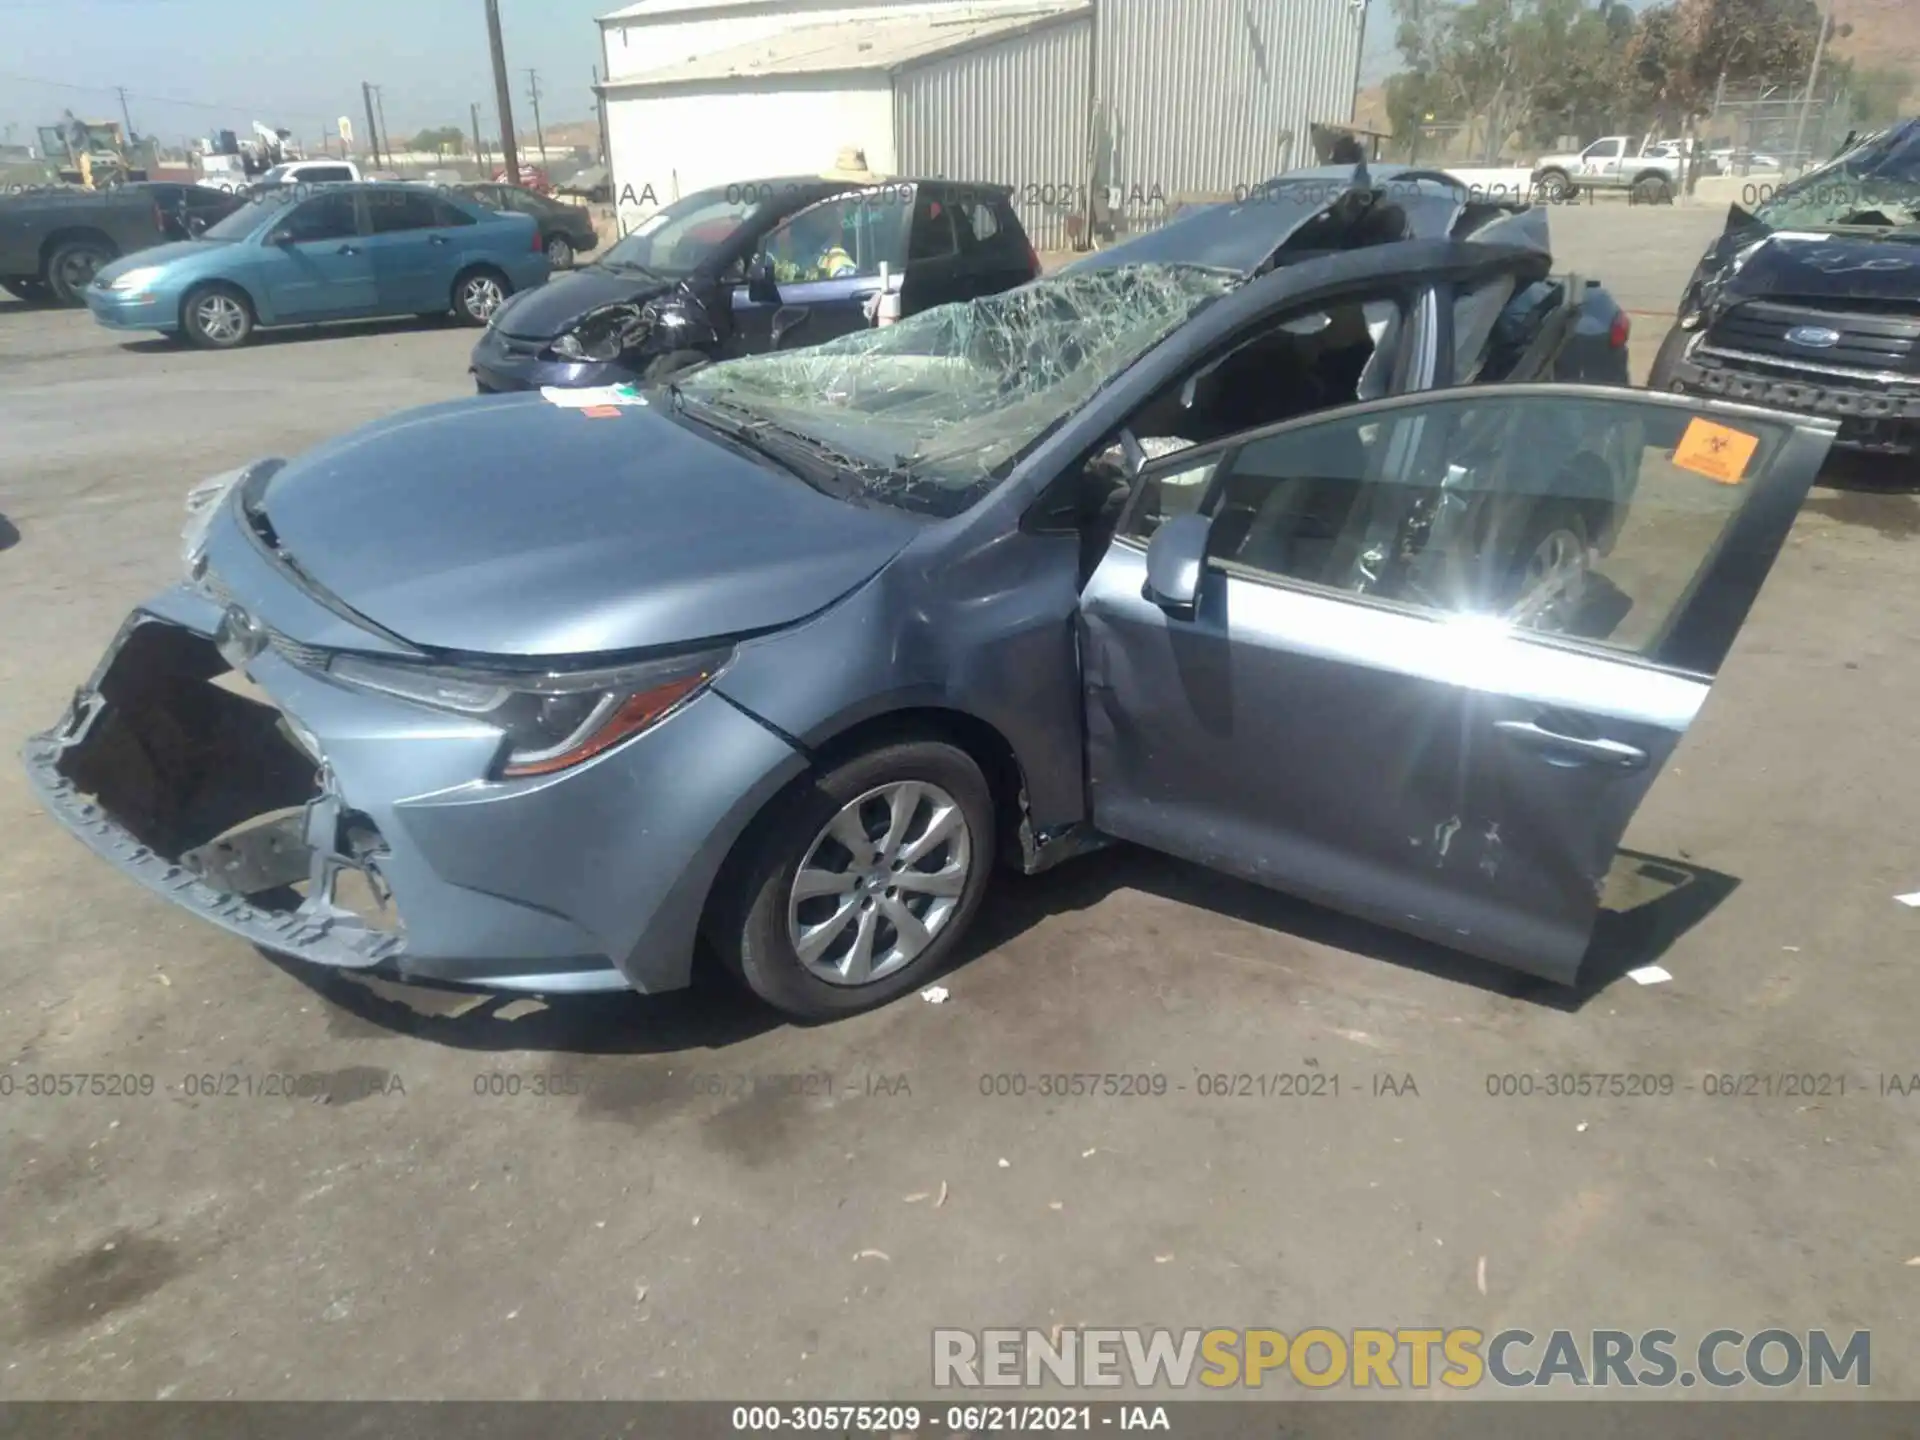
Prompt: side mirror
<box><xmin>747</xmin><ymin>254</ymin><xmax>781</xmax><ymax>305</ymax></box>
<box><xmin>770</xmin><ymin>304</ymin><xmax>810</xmax><ymax>350</ymax></box>
<box><xmin>187</xmin><ymin>215</ymin><xmax>208</xmax><ymax>237</ymax></box>
<box><xmin>1143</xmin><ymin>512</ymin><xmax>1212</xmax><ymax>615</ymax></box>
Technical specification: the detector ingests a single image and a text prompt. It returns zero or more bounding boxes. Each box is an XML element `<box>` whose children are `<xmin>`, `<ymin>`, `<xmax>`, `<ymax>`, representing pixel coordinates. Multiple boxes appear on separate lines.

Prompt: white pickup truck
<box><xmin>1531</xmin><ymin>138</ymin><xmax>1680</xmax><ymax>203</ymax></box>
<box><xmin>196</xmin><ymin>158</ymin><xmax>362</xmax><ymax>193</ymax></box>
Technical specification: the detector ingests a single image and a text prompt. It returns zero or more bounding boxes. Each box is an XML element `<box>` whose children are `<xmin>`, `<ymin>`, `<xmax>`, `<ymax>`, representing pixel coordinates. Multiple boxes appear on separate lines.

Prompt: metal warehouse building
<box><xmin>597</xmin><ymin>0</ymin><xmax>1367</xmax><ymax>251</ymax></box>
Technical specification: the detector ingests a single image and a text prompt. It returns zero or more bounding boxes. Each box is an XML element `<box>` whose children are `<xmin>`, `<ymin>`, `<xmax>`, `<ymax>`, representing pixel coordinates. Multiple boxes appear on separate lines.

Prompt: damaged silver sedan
<box><xmin>24</xmin><ymin>168</ymin><xmax>1838</xmax><ymax>1018</ymax></box>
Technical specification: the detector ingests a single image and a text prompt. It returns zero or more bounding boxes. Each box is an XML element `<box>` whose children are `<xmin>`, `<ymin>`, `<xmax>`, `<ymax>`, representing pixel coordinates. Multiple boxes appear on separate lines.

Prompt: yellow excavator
<box><xmin>37</xmin><ymin>113</ymin><xmax>152</xmax><ymax>190</ymax></box>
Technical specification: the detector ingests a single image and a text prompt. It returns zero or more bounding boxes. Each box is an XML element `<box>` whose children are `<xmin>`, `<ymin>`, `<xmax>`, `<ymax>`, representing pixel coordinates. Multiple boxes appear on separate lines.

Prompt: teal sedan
<box><xmin>86</xmin><ymin>183</ymin><xmax>552</xmax><ymax>348</ymax></box>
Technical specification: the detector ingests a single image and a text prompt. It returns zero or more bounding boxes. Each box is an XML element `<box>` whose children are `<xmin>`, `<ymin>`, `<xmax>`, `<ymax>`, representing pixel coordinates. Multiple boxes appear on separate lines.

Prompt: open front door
<box><xmin>1079</xmin><ymin>385</ymin><xmax>1834</xmax><ymax>984</ymax></box>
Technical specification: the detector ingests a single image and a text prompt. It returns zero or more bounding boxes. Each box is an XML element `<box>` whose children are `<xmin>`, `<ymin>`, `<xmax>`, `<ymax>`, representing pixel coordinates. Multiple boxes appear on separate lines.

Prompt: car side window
<box><xmin>433</xmin><ymin>197</ymin><xmax>476</xmax><ymax>227</ymax></box>
<box><xmin>909</xmin><ymin>193</ymin><xmax>959</xmax><ymax>261</ymax></box>
<box><xmin>1183</xmin><ymin>392</ymin><xmax>1796</xmax><ymax>656</ymax></box>
<box><xmin>303</xmin><ymin>166</ymin><xmax>354</xmax><ymax>183</ymax></box>
<box><xmin>961</xmin><ymin>202</ymin><xmax>1000</xmax><ymax>244</ymax></box>
<box><xmin>277</xmin><ymin>191</ymin><xmax>359</xmax><ymax>242</ymax></box>
<box><xmin>757</xmin><ymin>194</ymin><xmax>906</xmax><ymax>282</ymax></box>
<box><xmin>1450</xmin><ymin>276</ymin><xmax>1517</xmax><ymax>383</ymax></box>
<box><xmin>369</xmin><ymin>190</ymin><xmax>442</xmax><ymax>234</ymax></box>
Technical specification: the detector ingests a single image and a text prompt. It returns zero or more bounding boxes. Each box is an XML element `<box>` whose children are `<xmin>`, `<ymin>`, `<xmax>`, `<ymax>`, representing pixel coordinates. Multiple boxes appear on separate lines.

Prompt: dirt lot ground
<box><xmin>2</xmin><ymin>205</ymin><xmax>1918</xmax><ymax>1402</ymax></box>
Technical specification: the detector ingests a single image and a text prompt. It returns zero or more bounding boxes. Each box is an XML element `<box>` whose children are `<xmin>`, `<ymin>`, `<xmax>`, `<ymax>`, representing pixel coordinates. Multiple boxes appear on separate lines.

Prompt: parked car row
<box><xmin>27</xmin><ymin>159</ymin><xmax>1855</xmax><ymax>1029</ymax></box>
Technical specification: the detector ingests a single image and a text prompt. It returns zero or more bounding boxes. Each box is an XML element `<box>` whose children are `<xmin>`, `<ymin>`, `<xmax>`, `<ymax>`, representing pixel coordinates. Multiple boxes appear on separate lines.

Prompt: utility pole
<box><xmin>471</xmin><ymin>102</ymin><xmax>485</xmax><ymax>165</ymax></box>
<box><xmin>115</xmin><ymin>86</ymin><xmax>137</xmax><ymax>140</ymax></box>
<box><xmin>362</xmin><ymin>82</ymin><xmax>382</xmax><ymax>168</ymax></box>
<box><xmin>593</xmin><ymin>65</ymin><xmax>611</xmax><ymax>165</ymax></box>
<box><xmin>485</xmin><ymin>0</ymin><xmax>521</xmax><ymax>185</ymax></box>
<box><xmin>1790</xmin><ymin>0</ymin><xmax>1835</xmax><ymax>173</ymax></box>
<box><xmin>525</xmin><ymin>68</ymin><xmax>546</xmax><ymax>166</ymax></box>
<box><xmin>372</xmin><ymin>85</ymin><xmax>392</xmax><ymax>166</ymax></box>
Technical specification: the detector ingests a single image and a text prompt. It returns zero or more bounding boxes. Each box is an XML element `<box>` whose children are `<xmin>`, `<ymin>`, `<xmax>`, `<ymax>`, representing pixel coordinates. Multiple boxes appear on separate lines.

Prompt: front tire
<box><xmin>1499</xmin><ymin>504</ymin><xmax>1592</xmax><ymax>636</ymax></box>
<box><xmin>181</xmin><ymin>283</ymin><xmax>254</xmax><ymax>349</ymax></box>
<box><xmin>453</xmin><ymin>266</ymin><xmax>510</xmax><ymax>326</ymax></box>
<box><xmin>46</xmin><ymin>240</ymin><xmax>115</xmax><ymax>305</ymax></box>
<box><xmin>710</xmin><ymin>740</ymin><xmax>997</xmax><ymax>1021</ymax></box>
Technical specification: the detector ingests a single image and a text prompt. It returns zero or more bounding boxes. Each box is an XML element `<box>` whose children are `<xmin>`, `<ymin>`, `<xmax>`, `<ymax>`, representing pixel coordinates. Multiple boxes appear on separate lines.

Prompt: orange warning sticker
<box><xmin>1672</xmin><ymin>418</ymin><xmax>1760</xmax><ymax>484</ymax></box>
<box><xmin>580</xmin><ymin>405</ymin><xmax>623</xmax><ymax>419</ymax></box>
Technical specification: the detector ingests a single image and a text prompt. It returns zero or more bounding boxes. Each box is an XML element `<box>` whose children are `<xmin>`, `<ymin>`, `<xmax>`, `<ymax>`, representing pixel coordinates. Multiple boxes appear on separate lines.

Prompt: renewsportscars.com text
<box><xmin>932</xmin><ymin>1327</ymin><xmax>1870</xmax><ymax>1390</ymax></box>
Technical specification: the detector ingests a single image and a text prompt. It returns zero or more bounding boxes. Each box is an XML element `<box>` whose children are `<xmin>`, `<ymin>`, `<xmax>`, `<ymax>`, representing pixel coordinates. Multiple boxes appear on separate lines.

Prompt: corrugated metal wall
<box><xmin>1095</xmin><ymin>0</ymin><xmax>1363</xmax><ymax>229</ymax></box>
<box><xmin>894</xmin><ymin>16</ymin><xmax>1092</xmax><ymax>253</ymax></box>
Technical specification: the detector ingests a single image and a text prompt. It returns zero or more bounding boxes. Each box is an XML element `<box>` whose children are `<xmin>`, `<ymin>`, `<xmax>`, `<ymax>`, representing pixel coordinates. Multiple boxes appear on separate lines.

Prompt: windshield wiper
<box><xmin>668</xmin><ymin>389</ymin><xmax>873</xmax><ymax>506</ymax></box>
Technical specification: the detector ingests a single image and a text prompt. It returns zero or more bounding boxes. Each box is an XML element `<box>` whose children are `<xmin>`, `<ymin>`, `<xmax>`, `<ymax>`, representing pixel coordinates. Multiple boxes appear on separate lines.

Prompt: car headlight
<box><xmin>107</xmin><ymin>265</ymin><xmax>166</xmax><ymax>294</ymax></box>
<box><xmin>180</xmin><ymin>465</ymin><xmax>253</xmax><ymax>575</ymax></box>
<box><xmin>327</xmin><ymin>647</ymin><xmax>731</xmax><ymax>777</ymax></box>
<box><xmin>546</xmin><ymin>304</ymin><xmax>651</xmax><ymax>363</ymax></box>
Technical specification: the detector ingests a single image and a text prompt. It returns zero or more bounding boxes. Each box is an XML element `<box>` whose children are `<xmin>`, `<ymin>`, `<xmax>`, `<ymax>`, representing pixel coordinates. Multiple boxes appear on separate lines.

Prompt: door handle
<box><xmin>1493</xmin><ymin>720</ymin><xmax>1648</xmax><ymax>771</ymax></box>
<box><xmin>428</xmin><ymin>234</ymin><xmax>450</xmax><ymax>245</ymax></box>
<box><xmin>336</xmin><ymin>244</ymin><xmax>360</xmax><ymax>255</ymax></box>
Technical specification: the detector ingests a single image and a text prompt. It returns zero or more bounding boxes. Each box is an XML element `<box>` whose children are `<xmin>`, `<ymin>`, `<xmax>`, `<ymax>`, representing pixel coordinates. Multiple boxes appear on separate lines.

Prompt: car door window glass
<box><xmin>1203</xmin><ymin>393</ymin><xmax>1796</xmax><ymax>658</ymax></box>
<box><xmin>278</xmin><ymin>191</ymin><xmax>358</xmax><ymax>242</ymax></box>
<box><xmin>433</xmin><ymin>197</ymin><xmax>476</xmax><ymax>227</ymax></box>
<box><xmin>759</xmin><ymin>194</ymin><xmax>908</xmax><ymax>282</ymax></box>
<box><xmin>1451</xmin><ymin>277</ymin><xmax>1517</xmax><ymax>384</ymax></box>
<box><xmin>961</xmin><ymin>202</ymin><xmax>999</xmax><ymax>244</ymax></box>
<box><xmin>909</xmin><ymin>194</ymin><xmax>960</xmax><ymax>261</ymax></box>
<box><xmin>369</xmin><ymin>190</ymin><xmax>442</xmax><ymax>234</ymax></box>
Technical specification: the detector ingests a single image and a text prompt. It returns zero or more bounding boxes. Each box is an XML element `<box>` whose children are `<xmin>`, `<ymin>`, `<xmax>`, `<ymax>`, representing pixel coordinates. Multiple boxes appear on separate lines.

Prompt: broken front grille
<box><xmin>1706</xmin><ymin>300</ymin><xmax>1920</xmax><ymax>378</ymax></box>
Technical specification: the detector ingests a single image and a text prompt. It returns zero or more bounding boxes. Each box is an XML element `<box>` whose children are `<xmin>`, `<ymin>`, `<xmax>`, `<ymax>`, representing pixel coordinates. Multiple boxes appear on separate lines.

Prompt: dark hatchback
<box><xmin>456</xmin><ymin>182</ymin><xmax>599</xmax><ymax>271</ymax></box>
<box><xmin>469</xmin><ymin>176</ymin><xmax>1039</xmax><ymax>392</ymax></box>
<box><xmin>1650</xmin><ymin>118</ymin><xmax>1920</xmax><ymax>456</ymax></box>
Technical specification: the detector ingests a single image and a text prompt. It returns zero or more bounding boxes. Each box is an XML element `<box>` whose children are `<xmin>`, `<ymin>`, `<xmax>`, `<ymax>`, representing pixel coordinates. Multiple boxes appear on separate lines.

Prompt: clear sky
<box><xmin>0</xmin><ymin>0</ymin><xmax>621</xmax><ymax>151</ymax></box>
<box><xmin>0</xmin><ymin>0</ymin><xmax>1413</xmax><ymax>152</ymax></box>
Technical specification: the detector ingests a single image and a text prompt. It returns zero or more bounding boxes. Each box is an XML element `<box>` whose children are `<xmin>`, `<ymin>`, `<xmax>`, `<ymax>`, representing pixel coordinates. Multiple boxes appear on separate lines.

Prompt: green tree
<box><xmin>409</xmin><ymin>126</ymin><xmax>466</xmax><ymax>155</ymax></box>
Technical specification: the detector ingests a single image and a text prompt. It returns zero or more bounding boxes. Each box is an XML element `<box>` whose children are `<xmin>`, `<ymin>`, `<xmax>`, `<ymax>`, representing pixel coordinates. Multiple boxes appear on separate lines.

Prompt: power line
<box><xmin>0</xmin><ymin>70</ymin><xmax>334</xmax><ymax>125</ymax></box>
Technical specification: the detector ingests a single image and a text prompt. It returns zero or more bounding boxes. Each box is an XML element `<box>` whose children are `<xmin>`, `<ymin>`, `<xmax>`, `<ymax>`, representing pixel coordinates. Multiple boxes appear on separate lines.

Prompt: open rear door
<box><xmin>1079</xmin><ymin>385</ymin><xmax>1834</xmax><ymax>983</ymax></box>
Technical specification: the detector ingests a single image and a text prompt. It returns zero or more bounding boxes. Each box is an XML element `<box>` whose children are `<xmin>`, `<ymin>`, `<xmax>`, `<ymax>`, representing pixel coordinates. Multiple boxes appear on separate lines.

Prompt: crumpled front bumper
<box><xmin>469</xmin><ymin>327</ymin><xmax>630</xmax><ymax>393</ymax></box>
<box><xmin>1675</xmin><ymin>348</ymin><xmax>1920</xmax><ymax>455</ymax></box>
<box><xmin>22</xmin><ymin>584</ymin><xmax>809</xmax><ymax>995</ymax></box>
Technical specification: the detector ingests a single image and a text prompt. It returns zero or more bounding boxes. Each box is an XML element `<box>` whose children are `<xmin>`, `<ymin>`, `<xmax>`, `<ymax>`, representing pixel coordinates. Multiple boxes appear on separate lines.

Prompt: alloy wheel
<box><xmin>547</xmin><ymin>237</ymin><xmax>573</xmax><ymax>269</ymax></box>
<box><xmin>54</xmin><ymin>248</ymin><xmax>104</xmax><ymax>295</ymax></box>
<box><xmin>195</xmin><ymin>293</ymin><xmax>247</xmax><ymax>345</ymax></box>
<box><xmin>462</xmin><ymin>275</ymin><xmax>505</xmax><ymax>321</ymax></box>
<box><xmin>787</xmin><ymin>781</ymin><xmax>972</xmax><ymax>987</ymax></box>
<box><xmin>1512</xmin><ymin>526</ymin><xmax>1588</xmax><ymax>633</ymax></box>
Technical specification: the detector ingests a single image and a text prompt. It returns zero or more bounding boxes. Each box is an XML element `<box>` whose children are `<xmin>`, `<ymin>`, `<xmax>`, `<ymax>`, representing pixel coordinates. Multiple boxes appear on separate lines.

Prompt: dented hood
<box><xmin>490</xmin><ymin>265</ymin><xmax>675</xmax><ymax>340</ymax></box>
<box><xmin>1708</xmin><ymin>224</ymin><xmax>1920</xmax><ymax>306</ymax></box>
<box><xmin>245</xmin><ymin>394</ymin><xmax>920</xmax><ymax>658</ymax></box>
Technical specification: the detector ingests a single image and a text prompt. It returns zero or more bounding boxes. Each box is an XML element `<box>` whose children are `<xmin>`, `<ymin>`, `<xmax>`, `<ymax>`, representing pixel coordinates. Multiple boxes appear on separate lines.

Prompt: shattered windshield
<box><xmin>673</xmin><ymin>263</ymin><xmax>1238</xmax><ymax>518</ymax></box>
<box><xmin>1750</xmin><ymin>124</ymin><xmax>1920</xmax><ymax>229</ymax></box>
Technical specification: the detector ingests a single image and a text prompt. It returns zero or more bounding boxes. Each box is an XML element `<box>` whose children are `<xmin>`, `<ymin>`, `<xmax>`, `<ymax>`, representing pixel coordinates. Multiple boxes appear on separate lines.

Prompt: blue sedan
<box><xmin>85</xmin><ymin>183</ymin><xmax>552</xmax><ymax>348</ymax></box>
